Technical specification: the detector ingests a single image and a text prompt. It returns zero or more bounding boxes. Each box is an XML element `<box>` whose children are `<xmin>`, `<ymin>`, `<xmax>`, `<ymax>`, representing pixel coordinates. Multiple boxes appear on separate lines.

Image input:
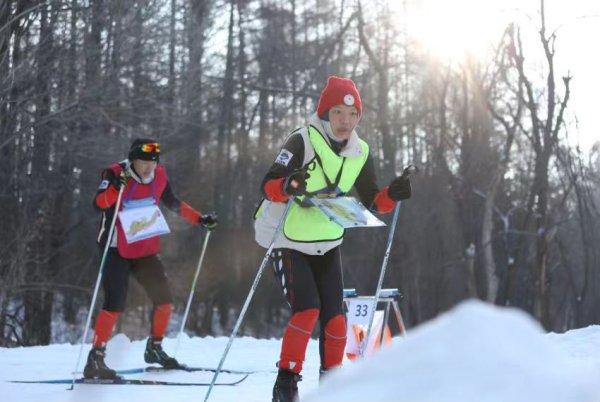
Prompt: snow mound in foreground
<box><xmin>306</xmin><ymin>300</ymin><xmax>597</xmax><ymax>402</ymax></box>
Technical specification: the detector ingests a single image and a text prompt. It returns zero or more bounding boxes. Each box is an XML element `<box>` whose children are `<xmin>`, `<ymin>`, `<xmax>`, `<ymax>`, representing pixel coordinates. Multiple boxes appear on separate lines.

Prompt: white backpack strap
<box><xmin>298</xmin><ymin>127</ymin><xmax>315</xmax><ymax>167</ymax></box>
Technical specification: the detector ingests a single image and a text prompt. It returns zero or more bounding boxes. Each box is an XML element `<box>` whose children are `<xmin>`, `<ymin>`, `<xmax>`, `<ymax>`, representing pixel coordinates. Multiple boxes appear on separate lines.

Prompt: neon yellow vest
<box><xmin>282</xmin><ymin>126</ymin><xmax>369</xmax><ymax>243</ymax></box>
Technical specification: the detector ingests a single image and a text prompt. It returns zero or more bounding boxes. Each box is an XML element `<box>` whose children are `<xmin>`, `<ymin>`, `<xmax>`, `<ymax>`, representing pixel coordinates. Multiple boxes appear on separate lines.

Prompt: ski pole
<box><xmin>203</xmin><ymin>199</ymin><xmax>294</xmax><ymax>402</ymax></box>
<box><xmin>68</xmin><ymin>184</ymin><xmax>126</xmax><ymax>390</ymax></box>
<box><xmin>362</xmin><ymin>165</ymin><xmax>416</xmax><ymax>357</ymax></box>
<box><xmin>173</xmin><ymin>229</ymin><xmax>212</xmax><ymax>358</ymax></box>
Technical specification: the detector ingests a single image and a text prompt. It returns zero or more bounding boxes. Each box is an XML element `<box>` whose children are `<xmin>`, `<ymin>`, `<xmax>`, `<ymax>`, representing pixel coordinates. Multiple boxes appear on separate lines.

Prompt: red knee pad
<box><xmin>279</xmin><ymin>308</ymin><xmax>319</xmax><ymax>374</ymax></box>
<box><xmin>323</xmin><ymin>314</ymin><xmax>347</xmax><ymax>369</ymax></box>
<box><xmin>93</xmin><ymin>310</ymin><xmax>120</xmax><ymax>348</ymax></box>
<box><xmin>151</xmin><ymin>303</ymin><xmax>173</xmax><ymax>339</ymax></box>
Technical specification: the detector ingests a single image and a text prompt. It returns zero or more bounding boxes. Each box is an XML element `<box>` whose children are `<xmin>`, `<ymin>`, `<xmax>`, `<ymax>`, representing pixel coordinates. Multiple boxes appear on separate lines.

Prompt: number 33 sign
<box><xmin>354</xmin><ymin>303</ymin><xmax>369</xmax><ymax>317</ymax></box>
<box><xmin>345</xmin><ymin>299</ymin><xmax>390</xmax><ymax>359</ymax></box>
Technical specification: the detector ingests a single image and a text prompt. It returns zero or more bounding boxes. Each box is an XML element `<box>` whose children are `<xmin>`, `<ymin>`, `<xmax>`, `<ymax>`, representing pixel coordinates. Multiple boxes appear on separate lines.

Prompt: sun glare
<box><xmin>401</xmin><ymin>0</ymin><xmax>519</xmax><ymax>62</ymax></box>
<box><xmin>391</xmin><ymin>0</ymin><xmax>600</xmax><ymax>150</ymax></box>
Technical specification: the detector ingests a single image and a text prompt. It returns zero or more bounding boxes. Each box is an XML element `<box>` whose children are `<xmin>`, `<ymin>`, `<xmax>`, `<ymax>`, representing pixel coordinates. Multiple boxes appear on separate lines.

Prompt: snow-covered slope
<box><xmin>1</xmin><ymin>300</ymin><xmax>599</xmax><ymax>402</ymax></box>
<box><xmin>0</xmin><ymin>333</ymin><xmax>320</xmax><ymax>402</ymax></box>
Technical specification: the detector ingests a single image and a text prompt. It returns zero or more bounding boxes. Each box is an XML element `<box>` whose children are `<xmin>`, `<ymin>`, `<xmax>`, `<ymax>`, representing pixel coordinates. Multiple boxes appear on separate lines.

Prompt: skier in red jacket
<box><xmin>84</xmin><ymin>138</ymin><xmax>217</xmax><ymax>379</ymax></box>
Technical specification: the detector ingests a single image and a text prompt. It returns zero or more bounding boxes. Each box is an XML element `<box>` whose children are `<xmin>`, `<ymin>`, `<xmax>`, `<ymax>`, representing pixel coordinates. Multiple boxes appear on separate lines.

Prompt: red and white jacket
<box><xmin>95</xmin><ymin>160</ymin><xmax>201</xmax><ymax>259</ymax></box>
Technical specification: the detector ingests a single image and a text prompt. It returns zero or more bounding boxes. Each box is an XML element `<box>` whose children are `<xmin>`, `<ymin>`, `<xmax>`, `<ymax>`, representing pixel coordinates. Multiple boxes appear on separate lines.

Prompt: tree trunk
<box><xmin>481</xmin><ymin>168</ymin><xmax>503</xmax><ymax>302</ymax></box>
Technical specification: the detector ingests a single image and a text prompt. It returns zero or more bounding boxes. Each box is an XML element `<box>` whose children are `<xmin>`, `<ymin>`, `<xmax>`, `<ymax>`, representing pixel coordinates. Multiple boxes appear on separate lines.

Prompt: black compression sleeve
<box><xmin>353</xmin><ymin>154</ymin><xmax>381</xmax><ymax>209</ymax></box>
<box><xmin>160</xmin><ymin>181</ymin><xmax>182</xmax><ymax>213</ymax></box>
<box><xmin>260</xmin><ymin>132</ymin><xmax>305</xmax><ymax>196</ymax></box>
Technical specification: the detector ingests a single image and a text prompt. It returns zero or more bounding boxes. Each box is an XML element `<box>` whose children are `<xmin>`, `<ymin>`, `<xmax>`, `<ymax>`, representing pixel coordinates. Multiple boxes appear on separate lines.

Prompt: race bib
<box><xmin>118</xmin><ymin>204</ymin><xmax>170</xmax><ymax>244</ymax></box>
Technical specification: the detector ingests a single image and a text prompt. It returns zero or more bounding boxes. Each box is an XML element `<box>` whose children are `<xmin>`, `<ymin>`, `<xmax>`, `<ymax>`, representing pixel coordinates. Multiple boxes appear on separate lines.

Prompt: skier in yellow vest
<box><xmin>254</xmin><ymin>76</ymin><xmax>412</xmax><ymax>402</ymax></box>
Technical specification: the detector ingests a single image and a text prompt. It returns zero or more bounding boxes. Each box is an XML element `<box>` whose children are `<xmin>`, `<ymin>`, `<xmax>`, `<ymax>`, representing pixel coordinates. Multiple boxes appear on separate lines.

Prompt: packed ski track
<box><xmin>2</xmin><ymin>301</ymin><xmax>600</xmax><ymax>402</ymax></box>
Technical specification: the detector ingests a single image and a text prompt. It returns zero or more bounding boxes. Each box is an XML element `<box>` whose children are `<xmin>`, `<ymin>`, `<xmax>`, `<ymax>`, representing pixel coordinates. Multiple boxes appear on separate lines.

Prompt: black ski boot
<box><xmin>144</xmin><ymin>337</ymin><xmax>180</xmax><ymax>369</ymax></box>
<box><xmin>83</xmin><ymin>347</ymin><xmax>119</xmax><ymax>379</ymax></box>
<box><xmin>272</xmin><ymin>368</ymin><xmax>302</xmax><ymax>402</ymax></box>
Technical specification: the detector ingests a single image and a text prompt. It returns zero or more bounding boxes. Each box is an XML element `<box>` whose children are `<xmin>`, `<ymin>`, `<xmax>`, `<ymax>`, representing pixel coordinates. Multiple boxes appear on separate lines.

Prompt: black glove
<box><xmin>199</xmin><ymin>212</ymin><xmax>218</xmax><ymax>230</ymax></box>
<box><xmin>388</xmin><ymin>175</ymin><xmax>411</xmax><ymax>201</ymax></box>
<box><xmin>111</xmin><ymin>170</ymin><xmax>130</xmax><ymax>189</ymax></box>
<box><xmin>283</xmin><ymin>170</ymin><xmax>310</xmax><ymax>196</ymax></box>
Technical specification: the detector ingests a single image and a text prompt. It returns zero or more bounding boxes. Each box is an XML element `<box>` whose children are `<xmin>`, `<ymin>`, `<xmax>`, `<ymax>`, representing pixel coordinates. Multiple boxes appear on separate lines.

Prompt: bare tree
<box><xmin>508</xmin><ymin>0</ymin><xmax>571</xmax><ymax>326</ymax></box>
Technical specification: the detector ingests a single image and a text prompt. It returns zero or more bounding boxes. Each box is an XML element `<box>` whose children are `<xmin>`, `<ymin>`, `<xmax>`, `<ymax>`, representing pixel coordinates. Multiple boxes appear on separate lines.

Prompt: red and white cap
<box><xmin>316</xmin><ymin>76</ymin><xmax>362</xmax><ymax>118</ymax></box>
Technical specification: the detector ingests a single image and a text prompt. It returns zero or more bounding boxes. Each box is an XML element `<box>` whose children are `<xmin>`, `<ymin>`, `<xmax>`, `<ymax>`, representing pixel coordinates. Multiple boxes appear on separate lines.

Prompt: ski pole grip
<box><xmin>401</xmin><ymin>164</ymin><xmax>418</xmax><ymax>179</ymax></box>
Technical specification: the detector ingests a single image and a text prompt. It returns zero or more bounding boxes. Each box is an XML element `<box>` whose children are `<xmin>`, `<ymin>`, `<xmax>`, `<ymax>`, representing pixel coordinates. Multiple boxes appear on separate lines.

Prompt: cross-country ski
<box><xmin>115</xmin><ymin>365</ymin><xmax>256</xmax><ymax>376</ymax></box>
<box><xmin>9</xmin><ymin>376</ymin><xmax>248</xmax><ymax>387</ymax></box>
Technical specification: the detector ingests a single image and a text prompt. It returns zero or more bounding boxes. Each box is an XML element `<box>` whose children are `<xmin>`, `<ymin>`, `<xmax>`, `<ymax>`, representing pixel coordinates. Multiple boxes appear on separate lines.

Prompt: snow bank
<box><xmin>305</xmin><ymin>300</ymin><xmax>598</xmax><ymax>402</ymax></box>
<box><xmin>547</xmin><ymin>325</ymin><xmax>600</xmax><ymax>374</ymax></box>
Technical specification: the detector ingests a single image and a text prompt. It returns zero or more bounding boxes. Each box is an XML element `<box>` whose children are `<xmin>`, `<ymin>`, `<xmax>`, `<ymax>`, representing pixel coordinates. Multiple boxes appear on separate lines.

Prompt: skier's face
<box><xmin>132</xmin><ymin>159</ymin><xmax>157</xmax><ymax>180</ymax></box>
<box><xmin>328</xmin><ymin>105</ymin><xmax>360</xmax><ymax>141</ymax></box>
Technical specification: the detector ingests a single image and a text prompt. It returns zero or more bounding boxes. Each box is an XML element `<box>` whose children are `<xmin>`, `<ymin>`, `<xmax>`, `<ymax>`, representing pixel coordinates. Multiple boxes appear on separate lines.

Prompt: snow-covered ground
<box><xmin>307</xmin><ymin>301</ymin><xmax>600</xmax><ymax>402</ymax></box>
<box><xmin>1</xmin><ymin>300</ymin><xmax>599</xmax><ymax>402</ymax></box>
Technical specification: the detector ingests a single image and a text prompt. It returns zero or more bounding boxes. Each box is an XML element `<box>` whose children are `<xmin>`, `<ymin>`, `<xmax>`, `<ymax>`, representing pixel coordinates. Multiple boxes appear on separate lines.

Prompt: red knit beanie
<box><xmin>317</xmin><ymin>76</ymin><xmax>362</xmax><ymax>118</ymax></box>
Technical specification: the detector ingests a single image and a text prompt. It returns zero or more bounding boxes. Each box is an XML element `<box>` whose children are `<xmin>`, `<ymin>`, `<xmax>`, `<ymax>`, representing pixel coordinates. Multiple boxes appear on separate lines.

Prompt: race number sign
<box><xmin>309</xmin><ymin>196</ymin><xmax>385</xmax><ymax>229</ymax></box>
<box><xmin>118</xmin><ymin>204</ymin><xmax>170</xmax><ymax>244</ymax></box>
<box><xmin>345</xmin><ymin>298</ymin><xmax>387</xmax><ymax>358</ymax></box>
